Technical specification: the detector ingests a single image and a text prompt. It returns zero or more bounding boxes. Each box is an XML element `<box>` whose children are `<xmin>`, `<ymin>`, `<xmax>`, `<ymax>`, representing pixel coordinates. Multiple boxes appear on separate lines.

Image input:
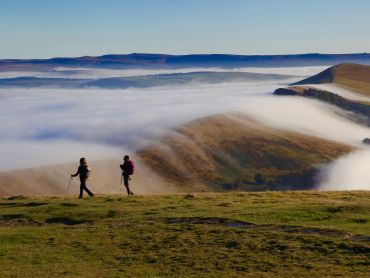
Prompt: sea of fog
<box><xmin>1</xmin><ymin>66</ymin><xmax>370</xmax><ymax>190</ymax></box>
<box><xmin>0</xmin><ymin>66</ymin><xmax>328</xmax><ymax>79</ymax></box>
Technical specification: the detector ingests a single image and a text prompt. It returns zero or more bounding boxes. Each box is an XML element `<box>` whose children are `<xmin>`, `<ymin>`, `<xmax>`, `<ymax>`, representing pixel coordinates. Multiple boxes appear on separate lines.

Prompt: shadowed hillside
<box><xmin>294</xmin><ymin>63</ymin><xmax>370</xmax><ymax>95</ymax></box>
<box><xmin>139</xmin><ymin>113</ymin><xmax>353</xmax><ymax>191</ymax></box>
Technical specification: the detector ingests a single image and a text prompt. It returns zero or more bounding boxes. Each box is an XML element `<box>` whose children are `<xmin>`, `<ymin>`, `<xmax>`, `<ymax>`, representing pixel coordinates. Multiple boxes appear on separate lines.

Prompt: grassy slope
<box><xmin>333</xmin><ymin>64</ymin><xmax>370</xmax><ymax>96</ymax></box>
<box><xmin>294</xmin><ymin>63</ymin><xmax>370</xmax><ymax>96</ymax></box>
<box><xmin>0</xmin><ymin>191</ymin><xmax>369</xmax><ymax>277</ymax></box>
<box><xmin>139</xmin><ymin>114</ymin><xmax>352</xmax><ymax>191</ymax></box>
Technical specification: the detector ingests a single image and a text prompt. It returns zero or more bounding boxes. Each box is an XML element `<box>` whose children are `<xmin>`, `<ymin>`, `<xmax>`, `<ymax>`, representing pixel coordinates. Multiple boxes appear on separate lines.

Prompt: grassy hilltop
<box><xmin>293</xmin><ymin>63</ymin><xmax>370</xmax><ymax>96</ymax></box>
<box><xmin>0</xmin><ymin>191</ymin><xmax>369</xmax><ymax>277</ymax></box>
<box><xmin>275</xmin><ymin>63</ymin><xmax>370</xmax><ymax>124</ymax></box>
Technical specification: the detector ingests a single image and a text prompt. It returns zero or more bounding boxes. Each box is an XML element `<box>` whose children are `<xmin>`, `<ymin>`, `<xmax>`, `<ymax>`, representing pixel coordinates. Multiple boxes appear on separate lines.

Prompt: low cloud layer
<box><xmin>318</xmin><ymin>149</ymin><xmax>370</xmax><ymax>190</ymax></box>
<box><xmin>1</xmin><ymin>66</ymin><xmax>370</xmax><ymax>191</ymax></box>
<box><xmin>0</xmin><ymin>66</ymin><xmax>327</xmax><ymax>79</ymax></box>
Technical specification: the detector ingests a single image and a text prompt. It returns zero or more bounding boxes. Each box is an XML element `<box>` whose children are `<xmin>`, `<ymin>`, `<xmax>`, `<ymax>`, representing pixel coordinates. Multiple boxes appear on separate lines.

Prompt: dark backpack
<box><xmin>127</xmin><ymin>161</ymin><xmax>135</xmax><ymax>175</ymax></box>
<box><xmin>81</xmin><ymin>165</ymin><xmax>91</xmax><ymax>179</ymax></box>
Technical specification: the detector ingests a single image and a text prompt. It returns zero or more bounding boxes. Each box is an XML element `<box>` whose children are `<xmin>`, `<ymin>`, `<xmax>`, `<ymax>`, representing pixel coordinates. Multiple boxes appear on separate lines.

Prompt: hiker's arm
<box><xmin>120</xmin><ymin>164</ymin><xmax>124</xmax><ymax>171</ymax></box>
<box><xmin>71</xmin><ymin>167</ymin><xmax>80</xmax><ymax>177</ymax></box>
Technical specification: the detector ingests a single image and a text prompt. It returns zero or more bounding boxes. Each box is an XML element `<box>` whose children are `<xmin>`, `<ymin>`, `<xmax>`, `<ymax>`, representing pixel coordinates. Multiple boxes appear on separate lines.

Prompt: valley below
<box><xmin>0</xmin><ymin>56</ymin><xmax>369</xmax><ymax>278</ymax></box>
<box><xmin>1</xmin><ymin>62</ymin><xmax>370</xmax><ymax>195</ymax></box>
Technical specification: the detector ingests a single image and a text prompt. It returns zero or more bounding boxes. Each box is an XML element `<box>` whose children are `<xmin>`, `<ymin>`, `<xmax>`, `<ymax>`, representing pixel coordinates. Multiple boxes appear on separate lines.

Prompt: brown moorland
<box><xmin>139</xmin><ymin>113</ymin><xmax>353</xmax><ymax>191</ymax></box>
<box><xmin>294</xmin><ymin>63</ymin><xmax>370</xmax><ymax>96</ymax></box>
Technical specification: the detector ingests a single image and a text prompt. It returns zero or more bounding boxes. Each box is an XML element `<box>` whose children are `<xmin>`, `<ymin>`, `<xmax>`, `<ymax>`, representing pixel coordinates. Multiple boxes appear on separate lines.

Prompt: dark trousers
<box><xmin>123</xmin><ymin>174</ymin><xmax>133</xmax><ymax>195</ymax></box>
<box><xmin>79</xmin><ymin>179</ymin><xmax>94</xmax><ymax>198</ymax></box>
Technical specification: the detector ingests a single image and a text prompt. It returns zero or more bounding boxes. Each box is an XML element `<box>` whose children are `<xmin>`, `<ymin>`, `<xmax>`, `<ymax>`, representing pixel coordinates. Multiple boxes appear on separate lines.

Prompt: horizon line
<box><xmin>1</xmin><ymin>51</ymin><xmax>370</xmax><ymax>61</ymax></box>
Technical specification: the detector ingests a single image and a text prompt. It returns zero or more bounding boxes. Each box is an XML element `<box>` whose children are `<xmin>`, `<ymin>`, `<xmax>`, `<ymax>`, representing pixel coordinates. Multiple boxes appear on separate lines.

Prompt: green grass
<box><xmin>0</xmin><ymin>191</ymin><xmax>369</xmax><ymax>277</ymax></box>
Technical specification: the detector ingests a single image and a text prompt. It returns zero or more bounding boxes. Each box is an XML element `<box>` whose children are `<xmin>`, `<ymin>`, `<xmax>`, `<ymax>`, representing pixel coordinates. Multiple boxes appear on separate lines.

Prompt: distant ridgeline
<box><xmin>1</xmin><ymin>53</ymin><xmax>370</xmax><ymax>70</ymax></box>
<box><xmin>274</xmin><ymin>63</ymin><xmax>370</xmax><ymax>126</ymax></box>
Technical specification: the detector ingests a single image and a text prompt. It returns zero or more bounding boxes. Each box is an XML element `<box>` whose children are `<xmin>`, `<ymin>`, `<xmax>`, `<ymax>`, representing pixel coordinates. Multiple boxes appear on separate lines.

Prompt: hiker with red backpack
<box><xmin>71</xmin><ymin>157</ymin><xmax>94</xmax><ymax>199</ymax></box>
<box><xmin>120</xmin><ymin>155</ymin><xmax>135</xmax><ymax>195</ymax></box>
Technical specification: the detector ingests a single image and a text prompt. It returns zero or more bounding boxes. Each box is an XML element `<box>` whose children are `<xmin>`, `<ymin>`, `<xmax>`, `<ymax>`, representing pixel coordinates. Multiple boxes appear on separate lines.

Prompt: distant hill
<box><xmin>0</xmin><ymin>71</ymin><xmax>293</xmax><ymax>89</ymax></box>
<box><xmin>0</xmin><ymin>77</ymin><xmax>88</xmax><ymax>88</ymax></box>
<box><xmin>1</xmin><ymin>53</ymin><xmax>370</xmax><ymax>71</ymax></box>
<box><xmin>294</xmin><ymin>63</ymin><xmax>370</xmax><ymax>95</ymax></box>
<box><xmin>84</xmin><ymin>71</ymin><xmax>292</xmax><ymax>89</ymax></box>
<box><xmin>139</xmin><ymin>113</ymin><xmax>352</xmax><ymax>191</ymax></box>
<box><xmin>274</xmin><ymin>63</ymin><xmax>370</xmax><ymax>125</ymax></box>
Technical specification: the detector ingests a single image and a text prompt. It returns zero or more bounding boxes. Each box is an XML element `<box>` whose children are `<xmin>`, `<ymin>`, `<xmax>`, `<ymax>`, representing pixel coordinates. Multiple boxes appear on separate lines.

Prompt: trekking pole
<box><xmin>66</xmin><ymin>176</ymin><xmax>73</xmax><ymax>195</ymax></box>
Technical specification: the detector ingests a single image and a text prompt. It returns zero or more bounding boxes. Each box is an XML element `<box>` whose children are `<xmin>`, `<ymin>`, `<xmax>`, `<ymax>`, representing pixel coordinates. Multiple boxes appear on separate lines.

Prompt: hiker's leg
<box><xmin>79</xmin><ymin>181</ymin><xmax>84</xmax><ymax>199</ymax></box>
<box><xmin>81</xmin><ymin>179</ymin><xmax>94</xmax><ymax>197</ymax></box>
<box><xmin>84</xmin><ymin>185</ymin><xmax>94</xmax><ymax>197</ymax></box>
<box><xmin>124</xmin><ymin>175</ymin><xmax>131</xmax><ymax>195</ymax></box>
<box><xmin>129</xmin><ymin>176</ymin><xmax>134</xmax><ymax>195</ymax></box>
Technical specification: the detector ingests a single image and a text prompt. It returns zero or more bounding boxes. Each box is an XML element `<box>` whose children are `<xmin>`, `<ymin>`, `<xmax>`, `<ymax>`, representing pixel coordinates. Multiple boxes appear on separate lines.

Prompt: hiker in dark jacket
<box><xmin>120</xmin><ymin>155</ymin><xmax>135</xmax><ymax>195</ymax></box>
<box><xmin>71</xmin><ymin>157</ymin><xmax>94</xmax><ymax>199</ymax></box>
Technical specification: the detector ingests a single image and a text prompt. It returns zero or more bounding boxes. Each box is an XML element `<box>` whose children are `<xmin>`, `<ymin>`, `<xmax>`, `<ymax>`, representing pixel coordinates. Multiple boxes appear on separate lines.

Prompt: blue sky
<box><xmin>0</xmin><ymin>0</ymin><xmax>369</xmax><ymax>58</ymax></box>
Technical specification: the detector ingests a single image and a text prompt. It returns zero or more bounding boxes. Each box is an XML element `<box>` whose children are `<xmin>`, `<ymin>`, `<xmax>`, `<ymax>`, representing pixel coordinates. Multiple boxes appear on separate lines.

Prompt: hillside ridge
<box><xmin>139</xmin><ymin>113</ymin><xmax>353</xmax><ymax>191</ymax></box>
<box><xmin>293</xmin><ymin>63</ymin><xmax>370</xmax><ymax>95</ymax></box>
